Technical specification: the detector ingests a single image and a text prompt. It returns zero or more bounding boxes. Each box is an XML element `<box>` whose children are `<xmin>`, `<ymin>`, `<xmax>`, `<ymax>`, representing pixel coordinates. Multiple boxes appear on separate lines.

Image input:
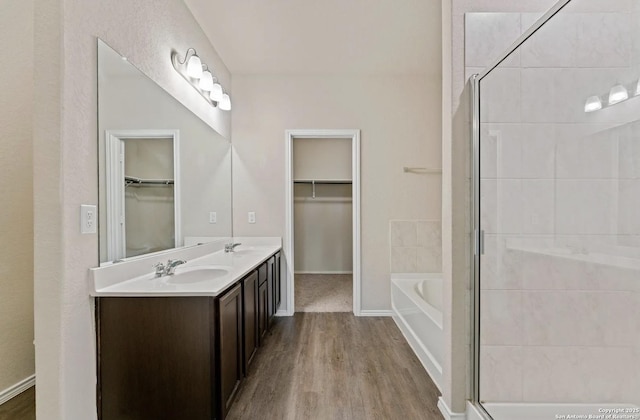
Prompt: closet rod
<box><xmin>125</xmin><ymin>175</ymin><xmax>174</xmax><ymax>187</ymax></box>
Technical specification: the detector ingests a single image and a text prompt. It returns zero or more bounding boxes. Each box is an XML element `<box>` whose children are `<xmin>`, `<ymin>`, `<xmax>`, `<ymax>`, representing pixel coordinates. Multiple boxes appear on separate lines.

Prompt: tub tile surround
<box><xmin>389</xmin><ymin>220</ymin><xmax>441</xmax><ymax>273</ymax></box>
<box><xmin>467</xmin><ymin>10</ymin><xmax>640</xmax><ymax>405</ymax></box>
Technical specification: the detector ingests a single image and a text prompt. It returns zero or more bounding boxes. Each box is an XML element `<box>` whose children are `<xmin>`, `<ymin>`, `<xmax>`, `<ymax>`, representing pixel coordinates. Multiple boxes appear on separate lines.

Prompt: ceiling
<box><xmin>183</xmin><ymin>0</ymin><xmax>442</xmax><ymax>76</ymax></box>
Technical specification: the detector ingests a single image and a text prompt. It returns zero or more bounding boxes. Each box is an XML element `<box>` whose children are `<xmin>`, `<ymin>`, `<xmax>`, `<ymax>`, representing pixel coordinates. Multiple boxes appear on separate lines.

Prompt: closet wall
<box><xmin>293</xmin><ymin>138</ymin><xmax>352</xmax><ymax>273</ymax></box>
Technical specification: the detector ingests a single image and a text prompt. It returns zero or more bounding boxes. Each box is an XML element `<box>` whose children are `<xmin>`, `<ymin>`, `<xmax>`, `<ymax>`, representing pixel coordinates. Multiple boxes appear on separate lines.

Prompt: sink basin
<box><xmin>164</xmin><ymin>266</ymin><xmax>231</xmax><ymax>284</ymax></box>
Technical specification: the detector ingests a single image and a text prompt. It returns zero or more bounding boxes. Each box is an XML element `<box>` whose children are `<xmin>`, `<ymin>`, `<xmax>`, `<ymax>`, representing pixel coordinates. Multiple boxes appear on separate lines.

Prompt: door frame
<box><xmin>105</xmin><ymin>129</ymin><xmax>181</xmax><ymax>261</ymax></box>
<box><xmin>284</xmin><ymin>129</ymin><xmax>361</xmax><ymax>316</ymax></box>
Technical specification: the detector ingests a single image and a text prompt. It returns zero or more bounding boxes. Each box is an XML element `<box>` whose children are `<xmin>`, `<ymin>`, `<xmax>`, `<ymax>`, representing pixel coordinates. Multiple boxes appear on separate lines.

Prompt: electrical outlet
<box><xmin>248</xmin><ymin>211</ymin><xmax>256</xmax><ymax>224</ymax></box>
<box><xmin>81</xmin><ymin>204</ymin><xmax>97</xmax><ymax>234</ymax></box>
<box><xmin>209</xmin><ymin>212</ymin><xmax>217</xmax><ymax>224</ymax></box>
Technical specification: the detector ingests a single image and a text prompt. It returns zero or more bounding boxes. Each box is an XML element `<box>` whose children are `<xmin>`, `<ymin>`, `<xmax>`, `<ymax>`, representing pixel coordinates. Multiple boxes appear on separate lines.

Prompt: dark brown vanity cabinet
<box><xmin>97</xmin><ymin>251</ymin><xmax>281</xmax><ymax>420</ymax></box>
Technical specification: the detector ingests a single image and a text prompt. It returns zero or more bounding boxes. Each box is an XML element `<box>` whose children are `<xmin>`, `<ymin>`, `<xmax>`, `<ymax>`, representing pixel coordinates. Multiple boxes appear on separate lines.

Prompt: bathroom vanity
<box><xmin>92</xmin><ymin>243</ymin><xmax>281</xmax><ymax>420</ymax></box>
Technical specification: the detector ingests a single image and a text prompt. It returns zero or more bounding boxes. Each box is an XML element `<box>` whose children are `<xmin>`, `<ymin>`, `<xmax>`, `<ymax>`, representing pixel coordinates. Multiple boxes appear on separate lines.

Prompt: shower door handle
<box><xmin>474</xmin><ymin>229</ymin><xmax>485</xmax><ymax>256</ymax></box>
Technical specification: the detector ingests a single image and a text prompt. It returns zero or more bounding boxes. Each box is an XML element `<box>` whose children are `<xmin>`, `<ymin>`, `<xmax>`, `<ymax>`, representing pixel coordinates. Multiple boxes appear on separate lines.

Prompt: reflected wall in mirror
<box><xmin>98</xmin><ymin>39</ymin><xmax>232</xmax><ymax>264</ymax></box>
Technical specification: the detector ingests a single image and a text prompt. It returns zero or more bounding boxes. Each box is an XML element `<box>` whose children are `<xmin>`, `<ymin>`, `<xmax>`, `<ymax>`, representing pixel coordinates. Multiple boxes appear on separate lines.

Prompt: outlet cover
<box><xmin>81</xmin><ymin>204</ymin><xmax>97</xmax><ymax>234</ymax></box>
<box><xmin>248</xmin><ymin>211</ymin><xmax>256</xmax><ymax>224</ymax></box>
<box><xmin>209</xmin><ymin>212</ymin><xmax>217</xmax><ymax>224</ymax></box>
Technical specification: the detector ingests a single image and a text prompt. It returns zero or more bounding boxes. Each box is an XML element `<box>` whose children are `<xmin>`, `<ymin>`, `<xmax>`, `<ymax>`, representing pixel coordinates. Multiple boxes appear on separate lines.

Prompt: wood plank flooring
<box><xmin>0</xmin><ymin>387</ymin><xmax>35</xmax><ymax>420</ymax></box>
<box><xmin>227</xmin><ymin>313</ymin><xmax>443</xmax><ymax>420</ymax></box>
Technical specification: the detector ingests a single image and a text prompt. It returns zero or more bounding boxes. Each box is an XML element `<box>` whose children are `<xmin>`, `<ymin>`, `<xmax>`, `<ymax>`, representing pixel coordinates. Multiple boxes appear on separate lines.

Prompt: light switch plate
<box><xmin>80</xmin><ymin>204</ymin><xmax>97</xmax><ymax>234</ymax></box>
<box><xmin>248</xmin><ymin>211</ymin><xmax>256</xmax><ymax>224</ymax></box>
<box><xmin>209</xmin><ymin>212</ymin><xmax>217</xmax><ymax>224</ymax></box>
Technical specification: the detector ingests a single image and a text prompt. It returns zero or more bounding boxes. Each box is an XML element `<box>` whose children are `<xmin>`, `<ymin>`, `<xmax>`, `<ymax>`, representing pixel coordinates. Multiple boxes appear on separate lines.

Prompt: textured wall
<box><xmin>0</xmin><ymin>0</ymin><xmax>35</xmax><ymax>394</ymax></box>
<box><xmin>33</xmin><ymin>0</ymin><xmax>231</xmax><ymax>418</ymax></box>
<box><xmin>231</xmin><ymin>74</ymin><xmax>442</xmax><ymax>311</ymax></box>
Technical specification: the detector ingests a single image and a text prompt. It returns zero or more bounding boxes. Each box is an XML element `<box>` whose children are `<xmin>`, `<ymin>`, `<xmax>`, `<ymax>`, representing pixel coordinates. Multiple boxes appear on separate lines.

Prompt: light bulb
<box><xmin>584</xmin><ymin>96</ymin><xmax>602</xmax><ymax>113</ymax></box>
<box><xmin>210</xmin><ymin>83</ymin><xmax>223</xmax><ymax>102</ymax></box>
<box><xmin>608</xmin><ymin>84</ymin><xmax>628</xmax><ymax>105</ymax></box>
<box><xmin>186</xmin><ymin>54</ymin><xmax>202</xmax><ymax>79</ymax></box>
<box><xmin>219</xmin><ymin>93</ymin><xmax>231</xmax><ymax>111</ymax></box>
<box><xmin>199</xmin><ymin>70</ymin><xmax>214</xmax><ymax>91</ymax></box>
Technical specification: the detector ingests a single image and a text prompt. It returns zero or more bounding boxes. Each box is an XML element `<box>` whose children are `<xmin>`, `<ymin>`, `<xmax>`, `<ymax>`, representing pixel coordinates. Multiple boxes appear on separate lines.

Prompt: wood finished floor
<box><xmin>227</xmin><ymin>313</ymin><xmax>443</xmax><ymax>420</ymax></box>
<box><xmin>0</xmin><ymin>387</ymin><xmax>35</xmax><ymax>420</ymax></box>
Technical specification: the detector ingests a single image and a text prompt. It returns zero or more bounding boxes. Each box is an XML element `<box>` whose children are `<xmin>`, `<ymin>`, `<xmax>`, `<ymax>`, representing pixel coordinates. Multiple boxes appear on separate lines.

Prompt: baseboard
<box><xmin>438</xmin><ymin>397</ymin><xmax>467</xmax><ymax>420</ymax></box>
<box><xmin>275</xmin><ymin>309</ymin><xmax>290</xmax><ymax>317</ymax></box>
<box><xmin>294</xmin><ymin>271</ymin><xmax>353</xmax><ymax>275</ymax></box>
<box><xmin>357</xmin><ymin>309</ymin><xmax>393</xmax><ymax>317</ymax></box>
<box><xmin>0</xmin><ymin>375</ymin><xmax>35</xmax><ymax>406</ymax></box>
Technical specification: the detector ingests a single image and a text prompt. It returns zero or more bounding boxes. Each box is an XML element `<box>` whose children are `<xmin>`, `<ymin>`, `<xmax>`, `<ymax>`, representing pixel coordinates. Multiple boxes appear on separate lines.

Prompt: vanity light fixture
<box><xmin>584</xmin><ymin>95</ymin><xmax>602</xmax><ymax>113</ymax></box>
<box><xmin>171</xmin><ymin>48</ymin><xmax>231</xmax><ymax>111</ymax></box>
<box><xmin>608</xmin><ymin>84</ymin><xmax>628</xmax><ymax>105</ymax></box>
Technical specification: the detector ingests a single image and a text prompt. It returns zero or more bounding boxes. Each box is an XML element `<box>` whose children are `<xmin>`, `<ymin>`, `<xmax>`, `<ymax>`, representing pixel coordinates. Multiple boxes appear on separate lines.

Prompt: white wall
<box><xmin>0</xmin><ymin>0</ymin><xmax>35</xmax><ymax>394</ymax></box>
<box><xmin>33</xmin><ymin>0</ymin><xmax>231</xmax><ymax>418</ymax></box>
<box><xmin>232</xmin><ymin>74</ymin><xmax>442</xmax><ymax>311</ymax></box>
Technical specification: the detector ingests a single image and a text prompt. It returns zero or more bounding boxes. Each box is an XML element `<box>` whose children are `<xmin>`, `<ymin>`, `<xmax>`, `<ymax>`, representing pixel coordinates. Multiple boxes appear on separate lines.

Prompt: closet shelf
<box><xmin>293</xmin><ymin>179</ymin><xmax>352</xmax><ymax>184</ymax></box>
<box><xmin>125</xmin><ymin>175</ymin><xmax>175</xmax><ymax>187</ymax></box>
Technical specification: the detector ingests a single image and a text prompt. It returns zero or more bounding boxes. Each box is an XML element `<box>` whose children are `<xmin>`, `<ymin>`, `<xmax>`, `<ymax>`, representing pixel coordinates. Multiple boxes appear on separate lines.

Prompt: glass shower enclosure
<box><xmin>471</xmin><ymin>0</ymin><xmax>640</xmax><ymax>418</ymax></box>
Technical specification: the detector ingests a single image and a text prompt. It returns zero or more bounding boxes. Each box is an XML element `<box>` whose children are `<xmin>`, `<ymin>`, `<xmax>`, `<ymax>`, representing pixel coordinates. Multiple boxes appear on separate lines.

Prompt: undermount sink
<box><xmin>164</xmin><ymin>266</ymin><xmax>231</xmax><ymax>284</ymax></box>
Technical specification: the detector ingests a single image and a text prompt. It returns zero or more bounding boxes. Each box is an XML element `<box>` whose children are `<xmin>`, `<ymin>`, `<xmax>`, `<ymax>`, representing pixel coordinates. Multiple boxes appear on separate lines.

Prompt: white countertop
<box><xmin>91</xmin><ymin>238</ymin><xmax>281</xmax><ymax>297</ymax></box>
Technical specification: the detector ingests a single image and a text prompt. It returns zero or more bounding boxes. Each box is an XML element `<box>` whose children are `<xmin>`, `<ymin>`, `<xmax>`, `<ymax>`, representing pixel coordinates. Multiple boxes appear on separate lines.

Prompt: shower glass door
<box><xmin>474</xmin><ymin>0</ymin><xmax>640</xmax><ymax>418</ymax></box>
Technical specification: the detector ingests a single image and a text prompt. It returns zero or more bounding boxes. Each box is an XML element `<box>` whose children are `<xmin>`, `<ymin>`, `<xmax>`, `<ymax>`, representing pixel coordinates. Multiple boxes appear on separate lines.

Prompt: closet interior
<box><xmin>293</xmin><ymin>138</ymin><xmax>353</xmax><ymax>312</ymax></box>
<box><xmin>123</xmin><ymin>137</ymin><xmax>175</xmax><ymax>258</ymax></box>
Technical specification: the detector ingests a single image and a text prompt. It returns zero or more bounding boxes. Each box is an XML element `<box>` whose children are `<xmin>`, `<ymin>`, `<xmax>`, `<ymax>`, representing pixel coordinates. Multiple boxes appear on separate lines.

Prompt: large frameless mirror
<box><xmin>98</xmin><ymin>39</ymin><xmax>232</xmax><ymax>264</ymax></box>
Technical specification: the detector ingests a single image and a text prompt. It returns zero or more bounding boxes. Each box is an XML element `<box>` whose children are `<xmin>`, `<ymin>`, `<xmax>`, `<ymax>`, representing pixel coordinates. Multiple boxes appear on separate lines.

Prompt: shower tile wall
<box><xmin>389</xmin><ymin>220</ymin><xmax>441</xmax><ymax>273</ymax></box>
<box><xmin>468</xmin><ymin>8</ymin><xmax>640</xmax><ymax>404</ymax></box>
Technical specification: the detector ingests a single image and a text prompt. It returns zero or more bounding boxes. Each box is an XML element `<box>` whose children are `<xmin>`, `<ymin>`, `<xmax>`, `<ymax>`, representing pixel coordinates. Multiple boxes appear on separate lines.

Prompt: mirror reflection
<box><xmin>98</xmin><ymin>39</ymin><xmax>232</xmax><ymax>264</ymax></box>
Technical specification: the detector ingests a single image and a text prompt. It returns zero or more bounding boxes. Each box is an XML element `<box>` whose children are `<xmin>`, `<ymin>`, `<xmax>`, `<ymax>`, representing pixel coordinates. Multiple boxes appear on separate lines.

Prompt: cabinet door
<box><xmin>258</xmin><ymin>280</ymin><xmax>268</xmax><ymax>344</ymax></box>
<box><xmin>98</xmin><ymin>297</ymin><xmax>214</xmax><ymax>420</ymax></box>
<box><xmin>242</xmin><ymin>271</ymin><xmax>258</xmax><ymax>373</ymax></box>
<box><xmin>275</xmin><ymin>252</ymin><xmax>281</xmax><ymax>310</ymax></box>
<box><xmin>267</xmin><ymin>256</ymin><xmax>275</xmax><ymax>322</ymax></box>
<box><xmin>218</xmin><ymin>283</ymin><xmax>243</xmax><ymax>419</ymax></box>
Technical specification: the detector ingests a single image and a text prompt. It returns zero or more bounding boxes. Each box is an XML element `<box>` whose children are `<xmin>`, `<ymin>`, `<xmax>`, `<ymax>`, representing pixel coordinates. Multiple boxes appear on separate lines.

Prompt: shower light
<box><xmin>219</xmin><ymin>93</ymin><xmax>231</xmax><ymax>111</ymax></box>
<box><xmin>584</xmin><ymin>96</ymin><xmax>602</xmax><ymax>113</ymax></box>
<box><xmin>171</xmin><ymin>48</ymin><xmax>231</xmax><ymax>111</ymax></box>
<box><xmin>210</xmin><ymin>83</ymin><xmax>224</xmax><ymax>102</ymax></box>
<box><xmin>608</xmin><ymin>84</ymin><xmax>628</xmax><ymax>105</ymax></box>
<box><xmin>198</xmin><ymin>69</ymin><xmax>214</xmax><ymax>91</ymax></box>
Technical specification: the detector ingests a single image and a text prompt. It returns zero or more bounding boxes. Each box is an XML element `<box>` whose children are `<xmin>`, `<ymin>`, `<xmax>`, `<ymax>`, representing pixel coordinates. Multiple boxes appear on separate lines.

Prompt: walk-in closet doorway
<box><xmin>284</xmin><ymin>130</ymin><xmax>361</xmax><ymax>316</ymax></box>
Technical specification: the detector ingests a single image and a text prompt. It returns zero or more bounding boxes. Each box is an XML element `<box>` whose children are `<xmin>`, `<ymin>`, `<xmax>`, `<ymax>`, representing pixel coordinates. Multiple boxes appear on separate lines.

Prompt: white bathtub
<box><xmin>391</xmin><ymin>273</ymin><xmax>443</xmax><ymax>391</ymax></box>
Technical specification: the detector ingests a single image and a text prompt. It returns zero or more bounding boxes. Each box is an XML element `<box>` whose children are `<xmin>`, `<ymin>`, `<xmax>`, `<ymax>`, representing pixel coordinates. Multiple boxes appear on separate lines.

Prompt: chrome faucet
<box><xmin>153</xmin><ymin>262</ymin><xmax>166</xmax><ymax>277</ymax></box>
<box><xmin>165</xmin><ymin>259</ymin><xmax>186</xmax><ymax>275</ymax></box>
<box><xmin>224</xmin><ymin>242</ymin><xmax>242</xmax><ymax>253</ymax></box>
